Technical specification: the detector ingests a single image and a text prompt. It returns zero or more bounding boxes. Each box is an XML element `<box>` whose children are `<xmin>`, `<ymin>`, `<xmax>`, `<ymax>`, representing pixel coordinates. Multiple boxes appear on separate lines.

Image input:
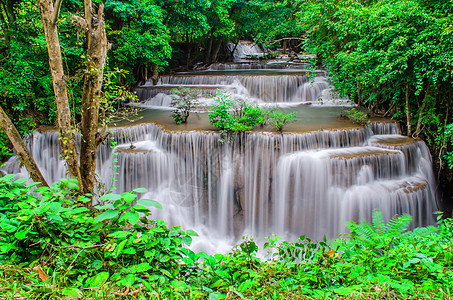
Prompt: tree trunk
<box><xmin>413</xmin><ymin>84</ymin><xmax>431</xmax><ymax>138</ymax></box>
<box><xmin>79</xmin><ymin>0</ymin><xmax>108</xmax><ymax>203</ymax></box>
<box><xmin>405</xmin><ymin>84</ymin><xmax>411</xmax><ymax>136</ymax></box>
<box><xmin>38</xmin><ymin>0</ymin><xmax>82</xmax><ymax>188</ymax></box>
<box><xmin>151</xmin><ymin>63</ymin><xmax>158</xmax><ymax>85</ymax></box>
<box><xmin>282</xmin><ymin>40</ymin><xmax>287</xmax><ymax>54</ymax></box>
<box><xmin>211</xmin><ymin>37</ymin><xmax>222</xmax><ymax>63</ymax></box>
<box><xmin>206</xmin><ymin>33</ymin><xmax>213</xmax><ymax>64</ymax></box>
<box><xmin>0</xmin><ymin>106</ymin><xmax>48</xmax><ymax>187</ymax></box>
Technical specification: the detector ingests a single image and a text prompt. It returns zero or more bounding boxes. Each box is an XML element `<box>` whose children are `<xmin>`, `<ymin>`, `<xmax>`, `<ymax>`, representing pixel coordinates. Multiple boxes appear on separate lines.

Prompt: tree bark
<box><xmin>211</xmin><ymin>37</ymin><xmax>222</xmax><ymax>63</ymax></box>
<box><xmin>0</xmin><ymin>106</ymin><xmax>48</xmax><ymax>187</ymax></box>
<box><xmin>79</xmin><ymin>0</ymin><xmax>108</xmax><ymax>203</ymax></box>
<box><xmin>151</xmin><ymin>63</ymin><xmax>158</xmax><ymax>85</ymax></box>
<box><xmin>405</xmin><ymin>84</ymin><xmax>411</xmax><ymax>136</ymax></box>
<box><xmin>206</xmin><ymin>33</ymin><xmax>213</xmax><ymax>63</ymax></box>
<box><xmin>38</xmin><ymin>0</ymin><xmax>82</xmax><ymax>188</ymax></box>
<box><xmin>413</xmin><ymin>84</ymin><xmax>431</xmax><ymax>138</ymax></box>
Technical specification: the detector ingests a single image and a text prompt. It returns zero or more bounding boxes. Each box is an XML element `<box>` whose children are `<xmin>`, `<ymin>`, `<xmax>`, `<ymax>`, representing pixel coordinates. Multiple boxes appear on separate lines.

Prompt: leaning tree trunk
<box><xmin>413</xmin><ymin>84</ymin><xmax>431</xmax><ymax>138</ymax></box>
<box><xmin>38</xmin><ymin>0</ymin><xmax>82</xmax><ymax>188</ymax></box>
<box><xmin>211</xmin><ymin>37</ymin><xmax>222</xmax><ymax>63</ymax></box>
<box><xmin>0</xmin><ymin>106</ymin><xmax>48</xmax><ymax>187</ymax></box>
<box><xmin>405</xmin><ymin>84</ymin><xmax>412</xmax><ymax>136</ymax></box>
<box><xmin>78</xmin><ymin>0</ymin><xmax>108</xmax><ymax>203</ymax></box>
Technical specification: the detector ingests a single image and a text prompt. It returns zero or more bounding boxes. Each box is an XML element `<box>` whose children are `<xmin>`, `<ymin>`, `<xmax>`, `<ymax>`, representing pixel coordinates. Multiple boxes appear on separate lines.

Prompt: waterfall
<box><xmin>3</xmin><ymin>121</ymin><xmax>437</xmax><ymax>253</ymax></box>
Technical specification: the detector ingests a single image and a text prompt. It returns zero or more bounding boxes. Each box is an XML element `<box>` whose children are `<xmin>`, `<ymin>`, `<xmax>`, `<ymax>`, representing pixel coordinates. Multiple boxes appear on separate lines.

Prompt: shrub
<box><xmin>170</xmin><ymin>88</ymin><xmax>199</xmax><ymax>124</ymax></box>
<box><xmin>342</xmin><ymin>107</ymin><xmax>369</xmax><ymax>125</ymax></box>
<box><xmin>266</xmin><ymin>110</ymin><xmax>296</xmax><ymax>133</ymax></box>
<box><xmin>209</xmin><ymin>92</ymin><xmax>265</xmax><ymax>135</ymax></box>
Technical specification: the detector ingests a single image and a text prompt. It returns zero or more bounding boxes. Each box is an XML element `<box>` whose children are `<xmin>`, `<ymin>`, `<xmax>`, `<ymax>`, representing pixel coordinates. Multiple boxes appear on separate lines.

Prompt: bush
<box><xmin>266</xmin><ymin>110</ymin><xmax>296</xmax><ymax>133</ymax></box>
<box><xmin>170</xmin><ymin>88</ymin><xmax>199</xmax><ymax>124</ymax></box>
<box><xmin>209</xmin><ymin>92</ymin><xmax>265</xmax><ymax>135</ymax></box>
<box><xmin>342</xmin><ymin>107</ymin><xmax>369</xmax><ymax>125</ymax></box>
<box><xmin>1</xmin><ymin>175</ymin><xmax>452</xmax><ymax>299</ymax></box>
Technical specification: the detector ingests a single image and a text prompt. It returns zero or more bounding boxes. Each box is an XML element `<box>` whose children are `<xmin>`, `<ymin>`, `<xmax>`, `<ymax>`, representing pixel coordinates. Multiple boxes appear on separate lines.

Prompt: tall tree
<box><xmin>36</xmin><ymin>0</ymin><xmax>108</xmax><ymax>204</ymax></box>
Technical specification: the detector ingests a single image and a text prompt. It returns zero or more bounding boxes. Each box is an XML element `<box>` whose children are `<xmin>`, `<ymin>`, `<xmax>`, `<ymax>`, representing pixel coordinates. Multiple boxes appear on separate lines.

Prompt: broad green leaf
<box><xmin>1</xmin><ymin>222</ymin><xmax>18</xmax><ymax>233</ymax></box>
<box><xmin>89</xmin><ymin>272</ymin><xmax>109</xmax><ymax>287</ymax></box>
<box><xmin>122</xmin><ymin>193</ymin><xmax>137</xmax><ymax>204</ymax></box>
<box><xmin>94</xmin><ymin>203</ymin><xmax>114</xmax><ymax>210</ymax></box>
<box><xmin>48</xmin><ymin>213</ymin><xmax>63</xmax><ymax>222</ymax></box>
<box><xmin>123</xmin><ymin>211</ymin><xmax>140</xmax><ymax>225</ymax></box>
<box><xmin>182</xmin><ymin>236</ymin><xmax>192</xmax><ymax>246</ymax></box>
<box><xmin>93</xmin><ymin>210</ymin><xmax>119</xmax><ymax>223</ymax></box>
<box><xmin>137</xmin><ymin>199</ymin><xmax>162</xmax><ymax>209</ymax></box>
<box><xmin>14</xmin><ymin>178</ymin><xmax>27</xmax><ymax>184</ymax></box>
<box><xmin>15</xmin><ymin>230</ymin><xmax>28</xmax><ymax>240</ymax></box>
<box><xmin>129</xmin><ymin>262</ymin><xmax>152</xmax><ymax>273</ymax></box>
<box><xmin>131</xmin><ymin>204</ymin><xmax>150</xmax><ymax>212</ymax></box>
<box><xmin>133</xmin><ymin>187</ymin><xmax>147</xmax><ymax>193</ymax></box>
<box><xmin>186</xmin><ymin>229</ymin><xmax>199</xmax><ymax>236</ymax></box>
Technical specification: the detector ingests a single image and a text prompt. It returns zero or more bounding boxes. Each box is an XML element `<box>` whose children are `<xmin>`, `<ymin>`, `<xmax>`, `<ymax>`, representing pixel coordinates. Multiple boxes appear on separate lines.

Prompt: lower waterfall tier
<box><xmin>2</xmin><ymin>121</ymin><xmax>437</xmax><ymax>254</ymax></box>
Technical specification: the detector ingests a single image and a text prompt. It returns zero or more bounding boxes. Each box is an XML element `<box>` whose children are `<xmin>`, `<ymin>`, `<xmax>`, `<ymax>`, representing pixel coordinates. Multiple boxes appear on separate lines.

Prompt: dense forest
<box><xmin>0</xmin><ymin>0</ymin><xmax>453</xmax><ymax>298</ymax></box>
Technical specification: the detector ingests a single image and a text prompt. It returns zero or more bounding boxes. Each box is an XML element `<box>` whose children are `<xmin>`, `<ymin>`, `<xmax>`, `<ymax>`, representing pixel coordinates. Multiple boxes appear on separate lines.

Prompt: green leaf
<box><xmin>122</xmin><ymin>193</ymin><xmax>137</xmax><ymax>204</ymax></box>
<box><xmin>108</xmin><ymin>231</ymin><xmax>131</xmax><ymax>238</ymax></box>
<box><xmin>48</xmin><ymin>213</ymin><xmax>63</xmax><ymax>222</ymax></box>
<box><xmin>14</xmin><ymin>178</ymin><xmax>27</xmax><ymax>184</ymax></box>
<box><xmin>137</xmin><ymin>199</ymin><xmax>162</xmax><ymax>209</ymax></box>
<box><xmin>89</xmin><ymin>272</ymin><xmax>110</xmax><ymax>287</ymax></box>
<box><xmin>95</xmin><ymin>203</ymin><xmax>114</xmax><ymax>210</ymax></box>
<box><xmin>122</xmin><ymin>248</ymin><xmax>136</xmax><ymax>254</ymax></box>
<box><xmin>122</xmin><ymin>211</ymin><xmax>140</xmax><ymax>225</ymax></box>
<box><xmin>129</xmin><ymin>262</ymin><xmax>152</xmax><ymax>273</ymax></box>
<box><xmin>15</xmin><ymin>230</ymin><xmax>28</xmax><ymax>240</ymax></box>
<box><xmin>98</xmin><ymin>193</ymin><xmax>122</xmax><ymax>202</ymax></box>
<box><xmin>1</xmin><ymin>222</ymin><xmax>18</xmax><ymax>233</ymax></box>
<box><xmin>62</xmin><ymin>288</ymin><xmax>83</xmax><ymax>297</ymax></box>
<box><xmin>133</xmin><ymin>188</ymin><xmax>147</xmax><ymax>193</ymax></box>
<box><xmin>186</xmin><ymin>229</ymin><xmax>199</xmax><ymax>236</ymax></box>
<box><xmin>131</xmin><ymin>204</ymin><xmax>150</xmax><ymax>213</ymax></box>
<box><xmin>93</xmin><ymin>210</ymin><xmax>119</xmax><ymax>223</ymax></box>
<box><xmin>182</xmin><ymin>236</ymin><xmax>192</xmax><ymax>246</ymax></box>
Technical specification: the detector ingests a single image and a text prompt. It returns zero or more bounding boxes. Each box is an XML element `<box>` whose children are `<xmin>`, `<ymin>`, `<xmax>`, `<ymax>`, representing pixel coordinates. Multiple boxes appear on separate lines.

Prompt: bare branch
<box><xmin>72</xmin><ymin>15</ymin><xmax>87</xmax><ymax>29</ymax></box>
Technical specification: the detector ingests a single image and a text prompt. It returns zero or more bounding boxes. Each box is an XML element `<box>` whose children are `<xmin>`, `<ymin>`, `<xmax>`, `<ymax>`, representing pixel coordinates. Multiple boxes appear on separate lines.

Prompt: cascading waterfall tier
<box><xmin>134</xmin><ymin>47</ymin><xmax>344</xmax><ymax>107</ymax></box>
<box><xmin>3</xmin><ymin>121</ymin><xmax>437</xmax><ymax>253</ymax></box>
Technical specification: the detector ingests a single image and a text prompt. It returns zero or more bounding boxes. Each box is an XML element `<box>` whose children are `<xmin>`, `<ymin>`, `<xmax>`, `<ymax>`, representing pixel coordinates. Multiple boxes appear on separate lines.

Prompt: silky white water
<box><xmin>3</xmin><ymin>121</ymin><xmax>437</xmax><ymax>254</ymax></box>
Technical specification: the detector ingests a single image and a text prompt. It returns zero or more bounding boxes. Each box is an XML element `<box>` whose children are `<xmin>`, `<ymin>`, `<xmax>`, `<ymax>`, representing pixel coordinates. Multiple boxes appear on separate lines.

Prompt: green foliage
<box><xmin>267</xmin><ymin>110</ymin><xmax>296</xmax><ymax>132</ymax></box>
<box><xmin>297</xmin><ymin>0</ymin><xmax>453</xmax><ymax>168</ymax></box>
<box><xmin>342</xmin><ymin>108</ymin><xmax>370</xmax><ymax>125</ymax></box>
<box><xmin>0</xmin><ymin>175</ymin><xmax>196</xmax><ymax>298</ymax></box>
<box><xmin>0</xmin><ymin>177</ymin><xmax>452</xmax><ymax>298</ymax></box>
<box><xmin>444</xmin><ymin>123</ymin><xmax>453</xmax><ymax>169</ymax></box>
<box><xmin>209</xmin><ymin>92</ymin><xmax>265</xmax><ymax>135</ymax></box>
<box><xmin>170</xmin><ymin>88</ymin><xmax>199</xmax><ymax>124</ymax></box>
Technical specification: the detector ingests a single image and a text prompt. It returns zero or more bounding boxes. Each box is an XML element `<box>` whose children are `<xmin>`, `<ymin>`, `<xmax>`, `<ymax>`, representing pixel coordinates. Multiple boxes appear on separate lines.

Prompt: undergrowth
<box><xmin>0</xmin><ymin>175</ymin><xmax>452</xmax><ymax>299</ymax></box>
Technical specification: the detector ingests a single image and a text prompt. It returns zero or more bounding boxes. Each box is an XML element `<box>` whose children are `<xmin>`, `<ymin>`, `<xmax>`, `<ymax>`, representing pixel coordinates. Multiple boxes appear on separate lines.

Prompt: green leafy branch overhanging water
<box><xmin>0</xmin><ymin>175</ymin><xmax>452</xmax><ymax>299</ymax></box>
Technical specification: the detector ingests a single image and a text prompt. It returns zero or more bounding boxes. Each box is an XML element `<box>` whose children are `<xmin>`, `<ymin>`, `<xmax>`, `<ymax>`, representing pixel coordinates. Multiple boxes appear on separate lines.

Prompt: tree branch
<box><xmin>0</xmin><ymin>106</ymin><xmax>48</xmax><ymax>187</ymax></box>
<box><xmin>52</xmin><ymin>0</ymin><xmax>63</xmax><ymax>25</ymax></box>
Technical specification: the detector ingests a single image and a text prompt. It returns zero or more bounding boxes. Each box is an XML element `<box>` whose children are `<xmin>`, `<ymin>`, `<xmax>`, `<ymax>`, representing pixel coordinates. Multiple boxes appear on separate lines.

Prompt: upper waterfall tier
<box><xmin>134</xmin><ymin>59</ymin><xmax>346</xmax><ymax>106</ymax></box>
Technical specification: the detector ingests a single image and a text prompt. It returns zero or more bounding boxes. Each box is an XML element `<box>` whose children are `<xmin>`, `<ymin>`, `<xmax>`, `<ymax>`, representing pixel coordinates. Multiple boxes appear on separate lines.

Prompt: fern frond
<box><xmin>385</xmin><ymin>214</ymin><xmax>412</xmax><ymax>236</ymax></box>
